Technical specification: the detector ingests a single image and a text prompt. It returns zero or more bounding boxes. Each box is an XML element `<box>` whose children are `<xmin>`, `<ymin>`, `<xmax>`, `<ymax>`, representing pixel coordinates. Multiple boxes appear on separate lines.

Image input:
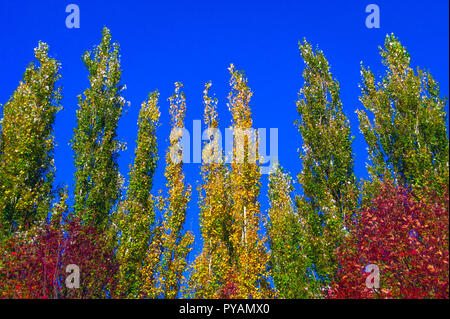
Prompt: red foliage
<box><xmin>59</xmin><ymin>219</ymin><xmax>118</xmax><ymax>298</ymax></box>
<box><xmin>0</xmin><ymin>224</ymin><xmax>61</xmax><ymax>298</ymax></box>
<box><xmin>0</xmin><ymin>218</ymin><xmax>117</xmax><ymax>299</ymax></box>
<box><xmin>329</xmin><ymin>183</ymin><xmax>449</xmax><ymax>299</ymax></box>
<box><xmin>218</xmin><ymin>273</ymin><xmax>239</xmax><ymax>299</ymax></box>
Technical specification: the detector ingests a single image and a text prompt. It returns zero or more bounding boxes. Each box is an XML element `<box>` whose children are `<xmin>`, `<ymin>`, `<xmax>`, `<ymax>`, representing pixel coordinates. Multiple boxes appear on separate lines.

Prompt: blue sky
<box><xmin>0</xmin><ymin>0</ymin><xmax>448</xmax><ymax>262</ymax></box>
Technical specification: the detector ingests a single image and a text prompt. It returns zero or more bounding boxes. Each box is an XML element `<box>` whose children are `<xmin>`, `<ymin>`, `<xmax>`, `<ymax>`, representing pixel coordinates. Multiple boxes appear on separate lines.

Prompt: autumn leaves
<box><xmin>0</xmin><ymin>27</ymin><xmax>448</xmax><ymax>299</ymax></box>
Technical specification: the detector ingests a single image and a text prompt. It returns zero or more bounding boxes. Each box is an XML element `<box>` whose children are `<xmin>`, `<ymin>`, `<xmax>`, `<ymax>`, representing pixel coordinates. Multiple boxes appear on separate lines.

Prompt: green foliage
<box><xmin>115</xmin><ymin>91</ymin><xmax>160</xmax><ymax>298</ymax></box>
<box><xmin>0</xmin><ymin>42</ymin><xmax>61</xmax><ymax>234</ymax></box>
<box><xmin>0</xmin><ymin>29</ymin><xmax>448</xmax><ymax>300</ymax></box>
<box><xmin>295</xmin><ymin>39</ymin><xmax>359</xmax><ymax>296</ymax></box>
<box><xmin>71</xmin><ymin>27</ymin><xmax>126</xmax><ymax>228</ymax></box>
<box><xmin>267</xmin><ymin>165</ymin><xmax>309</xmax><ymax>298</ymax></box>
<box><xmin>358</xmin><ymin>34</ymin><xmax>449</xmax><ymax>196</ymax></box>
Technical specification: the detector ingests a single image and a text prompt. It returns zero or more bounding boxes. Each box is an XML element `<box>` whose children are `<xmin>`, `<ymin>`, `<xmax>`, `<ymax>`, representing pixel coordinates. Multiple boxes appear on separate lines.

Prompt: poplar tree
<box><xmin>227</xmin><ymin>65</ymin><xmax>272</xmax><ymax>299</ymax></box>
<box><xmin>71</xmin><ymin>27</ymin><xmax>126</xmax><ymax>228</ymax></box>
<box><xmin>267</xmin><ymin>165</ymin><xmax>308</xmax><ymax>298</ymax></box>
<box><xmin>295</xmin><ymin>40</ymin><xmax>358</xmax><ymax>296</ymax></box>
<box><xmin>190</xmin><ymin>82</ymin><xmax>233</xmax><ymax>298</ymax></box>
<box><xmin>358</xmin><ymin>34</ymin><xmax>449</xmax><ymax>195</ymax></box>
<box><xmin>115</xmin><ymin>91</ymin><xmax>160</xmax><ymax>298</ymax></box>
<box><xmin>141</xmin><ymin>82</ymin><xmax>194</xmax><ymax>299</ymax></box>
<box><xmin>0</xmin><ymin>42</ymin><xmax>61</xmax><ymax>234</ymax></box>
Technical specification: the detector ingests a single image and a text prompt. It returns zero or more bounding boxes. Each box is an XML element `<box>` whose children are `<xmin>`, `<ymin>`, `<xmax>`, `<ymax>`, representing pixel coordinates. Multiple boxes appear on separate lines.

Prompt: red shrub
<box><xmin>330</xmin><ymin>183</ymin><xmax>449</xmax><ymax>298</ymax></box>
<box><xmin>0</xmin><ymin>218</ymin><xmax>117</xmax><ymax>299</ymax></box>
<box><xmin>218</xmin><ymin>273</ymin><xmax>239</xmax><ymax>299</ymax></box>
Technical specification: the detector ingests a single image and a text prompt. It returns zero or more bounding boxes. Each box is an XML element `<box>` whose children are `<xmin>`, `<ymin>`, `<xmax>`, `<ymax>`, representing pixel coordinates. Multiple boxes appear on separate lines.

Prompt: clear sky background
<box><xmin>0</xmin><ymin>0</ymin><xmax>448</xmax><ymax>263</ymax></box>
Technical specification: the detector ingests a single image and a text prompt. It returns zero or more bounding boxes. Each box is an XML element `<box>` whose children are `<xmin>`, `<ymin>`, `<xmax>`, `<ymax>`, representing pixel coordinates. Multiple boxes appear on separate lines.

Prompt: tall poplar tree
<box><xmin>358</xmin><ymin>34</ymin><xmax>449</xmax><ymax>195</ymax></box>
<box><xmin>267</xmin><ymin>165</ymin><xmax>308</xmax><ymax>298</ymax></box>
<box><xmin>141</xmin><ymin>82</ymin><xmax>194</xmax><ymax>299</ymax></box>
<box><xmin>115</xmin><ymin>91</ymin><xmax>160</xmax><ymax>298</ymax></box>
<box><xmin>189</xmin><ymin>82</ymin><xmax>233</xmax><ymax>298</ymax></box>
<box><xmin>71</xmin><ymin>27</ymin><xmax>126</xmax><ymax>228</ymax></box>
<box><xmin>227</xmin><ymin>65</ymin><xmax>272</xmax><ymax>299</ymax></box>
<box><xmin>295</xmin><ymin>40</ymin><xmax>358</xmax><ymax>296</ymax></box>
<box><xmin>0</xmin><ymin>42</ymin><xmax>61</xmax><ymax>234</ymax></box>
